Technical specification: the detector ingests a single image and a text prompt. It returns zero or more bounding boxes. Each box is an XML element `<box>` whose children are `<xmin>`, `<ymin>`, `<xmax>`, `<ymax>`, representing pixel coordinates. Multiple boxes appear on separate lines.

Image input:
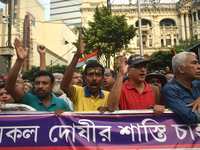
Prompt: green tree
<box><xmin>172</xmin><ymin>36</ymin><xmax>200</xmax><ymax>51</ymax></box>
<box><xmin>73</xmin><ymin>6</ymin><xmax>137</xmax><ymax>68</ymax></box>
<box><xmin>23</xmin><ymin>64</ymin><xmax>69</xmax><ymax>82</ymax></box>
<box><xmin>148</xmin><ymin>49</ymin><xmax>186</xmax><ymax>71</ymax></box>
<box><xmin>148</xmin><ymin>37</ymin><xmax>200</xmax><ymax>72</ymax></box>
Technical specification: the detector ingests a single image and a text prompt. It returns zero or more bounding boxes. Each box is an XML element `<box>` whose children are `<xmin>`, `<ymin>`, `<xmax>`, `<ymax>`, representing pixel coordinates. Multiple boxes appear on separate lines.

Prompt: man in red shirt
<box><xmin>107</xmin><ymin>52</ymin><xmax>165</xmax><ymax>117</ymax></box>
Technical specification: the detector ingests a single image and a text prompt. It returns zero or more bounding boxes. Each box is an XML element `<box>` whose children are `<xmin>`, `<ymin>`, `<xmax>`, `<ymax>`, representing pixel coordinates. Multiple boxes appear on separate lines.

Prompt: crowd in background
<box><xmin>0</xmin><ymin>29</ymin><xmax>200</xmax><ymax>125</ymax></box>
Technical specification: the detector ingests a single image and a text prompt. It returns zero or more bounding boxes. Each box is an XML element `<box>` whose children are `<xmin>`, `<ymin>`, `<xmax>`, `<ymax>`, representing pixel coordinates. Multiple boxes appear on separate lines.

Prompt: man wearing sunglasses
<box><xmin>101</xmin><ymin>68</ymin><xmax>115</xmax><ymax>92</ymax></box>
<box><xmin>107</xmin><ymin>53</ymin><xmax>165</xmax><ymax>117</ymax></box>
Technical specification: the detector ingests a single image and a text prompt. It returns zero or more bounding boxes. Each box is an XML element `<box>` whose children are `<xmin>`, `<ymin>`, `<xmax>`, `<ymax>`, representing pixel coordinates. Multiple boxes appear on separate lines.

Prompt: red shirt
<box><xmin>119</xmin><ymin>80</ymin><xmax>155</xmax><ymax>110</ymax></box>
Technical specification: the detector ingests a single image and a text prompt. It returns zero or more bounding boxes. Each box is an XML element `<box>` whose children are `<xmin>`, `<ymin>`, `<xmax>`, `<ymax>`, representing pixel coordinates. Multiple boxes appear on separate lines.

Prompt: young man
<box><xmin>5</xmin><ymin>38</ymin><xmax>71</xmax><ymax>112</ymax></box>
<box><xmin>107</xmin><ymin>53</ymin><xmax>165</xmax><ymax>117</ymax></box>
<box><xmin>59</xmin><ymin>29</ymin><xmax>109</xmax><ymax>112</ymax></box>
<box><xmin>0</xmin><ymin>84</ymin><xmax>14</xmax><ymax>105</ymax></box>
<box><xmin>101</xmin><ymin>68</ymin><xmax>115</xmax><ymax>92</ymax></box>
<box><xmin>162</xmin><ymin>52</ymin><xmax>200</xmax><ymax>124</ymax></box>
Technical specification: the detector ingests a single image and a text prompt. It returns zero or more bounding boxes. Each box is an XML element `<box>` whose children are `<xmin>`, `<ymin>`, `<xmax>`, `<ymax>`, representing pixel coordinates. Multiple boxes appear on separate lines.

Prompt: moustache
<box><xmin>37</xmin><ymin>88</ymin><xmax>45</xmax><ymax>92</ymax></box>
<box><xmin>90</xmin><ymin>81</ymin><xmax>98</xmax><ymax>86</ymax></box>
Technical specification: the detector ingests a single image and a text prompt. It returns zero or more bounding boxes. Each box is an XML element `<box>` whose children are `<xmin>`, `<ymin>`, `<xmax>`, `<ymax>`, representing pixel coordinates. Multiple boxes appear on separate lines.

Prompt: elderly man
<box><xmin>101</xmin><ymin>68</ymin><xmax>115</xmax><ymax>92</ymax></box>
<box><xmin>59</xmin><ymin>29</ymin><xmax>109</xmax><ymax>112</ymax></box>
<box><xmin>145</xmin><ymin>73</ymin><xmax>167</xmax><ymax>92</ymax></box>
<box><xmin>107</xmin><ymin>53</ymin><xmax>165</xmax><ymax>117</ymax></box>
<box><xmin>162</xmin><ymin>52</ymin><xmax>200</xmax><ymax>124</ymax></box>
<box><xmin>71</xmin><ymin>70</ymin><xmax>83</xmax><ymax>87</ymax></box>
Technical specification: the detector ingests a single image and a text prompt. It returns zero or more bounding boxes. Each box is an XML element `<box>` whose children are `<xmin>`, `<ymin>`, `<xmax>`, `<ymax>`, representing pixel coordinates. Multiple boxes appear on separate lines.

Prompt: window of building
<box><xmin>174</xmin><ymin>39</ymin><xmax>177</xmax><ymax>46</ymax></box>
<box><xmin>161</xmin><ymin>39</ymin><xmax>164</xmax><ymax>47</ymax></box>
<box><xmin>15</xmin><ymin>0</ymin><xmax>17</xmax><ymax>5</ymax></box>
<box><xmin>149</xmin><ymin>39</ymin><xmax>152</xmax><ymax>47</ymax></box>
<box><xmin>198</xmin><ymin>10</ymin><xmax>200</xmax><ymax>20</ymax></box>
<box><xmin>166</xmin><ymin>39</ymin><xmax>171</xmax><ymax>46</ymax></box>
<box><xmin>193</xmin><ymin>12</ymin><xmax>196</xmax><ymax>22</ymax></box>
<box><xmin>160</xmin><ymin>19</ymin><xmax>176</xmax><ymax>26</ymax></box>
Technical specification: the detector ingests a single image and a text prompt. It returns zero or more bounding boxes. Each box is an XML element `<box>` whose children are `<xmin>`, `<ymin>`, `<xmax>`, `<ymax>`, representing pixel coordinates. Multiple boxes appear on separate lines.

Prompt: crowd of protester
<box><xmin>0</xmin><ymin>29</ymin><xmax>200</xmax><ymax>124</ymax></box>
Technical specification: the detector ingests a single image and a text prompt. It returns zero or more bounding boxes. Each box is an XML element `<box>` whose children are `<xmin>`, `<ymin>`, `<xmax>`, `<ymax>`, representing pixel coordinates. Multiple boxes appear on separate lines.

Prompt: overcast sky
<box><xmin>0</xmin><ymin>0</ymin><xmax>179</xmax><ymax>21</ymax></box>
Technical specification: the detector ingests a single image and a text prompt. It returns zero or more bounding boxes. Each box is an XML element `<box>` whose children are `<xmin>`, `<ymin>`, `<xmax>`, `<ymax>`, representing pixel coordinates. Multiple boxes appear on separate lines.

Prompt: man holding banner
<box><xmin>162</xmin><ymin>52</ymin><xmax>200</xmax><ymax>124</ymax></box>
<box><xmin>5</xmin><ymin>38</ymin><xmax>71</xmax><ymax>112</ymax></box>
<box><xmin>107</xmin><ymin>53</ymin><xmax>165</xmax><ymax>117</ymax></box>
<box><xmin>59</xmin><ymin>29</ymin><xmax>109</xmax><ymax>113</ymax></box>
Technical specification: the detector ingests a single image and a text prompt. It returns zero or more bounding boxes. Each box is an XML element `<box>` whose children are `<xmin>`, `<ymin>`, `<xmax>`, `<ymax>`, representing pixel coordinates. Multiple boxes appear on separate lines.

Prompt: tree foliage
<box><xmin>23</xmin><ymin>64</ymin><xmax>69</xmax><ymax>82</ymax></box>
<box><xmin>147</xmin><ymin>49</ymin><xmax>185</xmax><ymax>71</ymax></box>
<box><xmin>148</xmin><ymin>37</ymin><xmax>200</xmax><ymax>71</ymax></box>
<box><xmin>73</xmin><ymin>6</ymin><xmax>137</xmax><ymax>67</ymax></box>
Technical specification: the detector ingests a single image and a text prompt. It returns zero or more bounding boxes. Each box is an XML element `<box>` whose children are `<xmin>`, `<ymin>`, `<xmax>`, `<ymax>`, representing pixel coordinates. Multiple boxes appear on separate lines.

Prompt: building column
<box><xmin>163</xmin><ymin>34</ymin><xmax>166</xmax><ymax>47</ymax></box>
<box><xmin>185</xmin><ymin>13</ymin><xmax>190</xmax><ymax>39</ymax></box>
<box><xmin>171</xmin><ymin>34</ymin><xmax>174</xmax><ymax>46</ymax></box>
<box><xmin>153</xmin><ymin>15</ymin><xmax>160</xmax><ymax>47</ymax></box>
<box><xmin>180</xmin><ymin>13</ymin><xmax>186</xmax><ymax>40</ymax></box>
<box><xmin>191</xmin><ymin>13</ymin><xmax>194</xmax><ymax>22</ymax></box>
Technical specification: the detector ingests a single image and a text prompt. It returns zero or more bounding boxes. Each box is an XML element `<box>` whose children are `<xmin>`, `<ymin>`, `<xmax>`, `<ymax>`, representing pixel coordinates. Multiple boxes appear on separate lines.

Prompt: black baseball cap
<box><xmin>127</xmin><ymin>54</ymin><xmax>149</xmax><ymax>65</ymax></box>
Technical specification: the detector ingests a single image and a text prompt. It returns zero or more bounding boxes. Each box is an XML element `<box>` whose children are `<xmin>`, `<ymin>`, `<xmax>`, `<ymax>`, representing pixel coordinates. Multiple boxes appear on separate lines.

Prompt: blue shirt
<box><xmin>21</xmin><ymin>92</ymin><xmax>71</xmax><ymax>112</ymax></box>
<box><xmin>162</xmin><ymin>77</ymin><xmax>200</xmax><ymax>124</ymax></box>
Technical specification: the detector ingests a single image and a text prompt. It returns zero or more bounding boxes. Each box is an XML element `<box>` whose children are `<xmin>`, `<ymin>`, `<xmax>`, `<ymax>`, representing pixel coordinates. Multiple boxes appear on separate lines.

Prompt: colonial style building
<box><xmin>81</xmin><ymin>0</ymin><xmax>200</xmax><ymax>55</ymax></box>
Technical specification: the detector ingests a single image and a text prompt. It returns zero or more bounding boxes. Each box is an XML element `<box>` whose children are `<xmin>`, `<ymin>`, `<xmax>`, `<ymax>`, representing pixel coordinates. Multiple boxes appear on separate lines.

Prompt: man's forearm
<box><xmin>40</xmin><ymin>53</ymin><xmax>46</xmax><ymax>71</ymax></box>
<box><xmin>61</xmin><ymin>54</ymin><xmax>81</xmax><ymax>92</ymax></box>
<box><xmin>107</xmin><ymin>73</ymin><xmax>124</xmax><ymax>111</ymax></box>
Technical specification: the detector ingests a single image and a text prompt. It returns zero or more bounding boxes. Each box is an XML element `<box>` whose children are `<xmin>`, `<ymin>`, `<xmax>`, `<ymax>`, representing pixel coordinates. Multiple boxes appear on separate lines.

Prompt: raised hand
<box><xmin>14</xmin><ymin>38</ymin><xmax>22</xmax><ymax>51</ymax></box>
<box><xmin>118</xmin><ymin>52</ymin><xmax>128</xmax><ymax>76</ymax></box>
<box><xmin>76</xmin><ymin>29</ymin><xmax>85</xmax><ymax>55</ymax></box>
<box><xmin>14</xmin><ymin>38</ymin><xmax>28</xmax><ymax>61</ymax></box>
<box><xmin>37</xmin><ymin>45</ymin><xmax>46</xmax><ymax>55</ymax></box>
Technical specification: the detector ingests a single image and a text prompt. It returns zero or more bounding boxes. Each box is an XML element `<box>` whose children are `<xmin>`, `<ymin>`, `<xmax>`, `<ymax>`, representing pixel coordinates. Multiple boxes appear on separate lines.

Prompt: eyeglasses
<box><xmin>104</xmin><ymin>73</ymin><xmax>112</xmax><ymax>77</ymax></box>
<box><xmin>129</xmin><ymin>64</ymin><xmax>147</xmax><ymax>69</ymax></box>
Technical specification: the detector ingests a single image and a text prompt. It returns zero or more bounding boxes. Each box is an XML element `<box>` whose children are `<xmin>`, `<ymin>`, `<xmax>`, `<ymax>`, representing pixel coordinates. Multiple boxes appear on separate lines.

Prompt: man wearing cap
<box><xmin>101</xmin><ymin>68</ymin><xmax>115</xmax><ymax>92</ymax></box>
<box><xmin>107</xmin><ymin>53</ymin><xmax>165</xmax><ymax>117</ymax></box>
<box><xmin>145</xmin><ymin>73</ymin><xmax>167</xmax><ymax>92</ymax></box>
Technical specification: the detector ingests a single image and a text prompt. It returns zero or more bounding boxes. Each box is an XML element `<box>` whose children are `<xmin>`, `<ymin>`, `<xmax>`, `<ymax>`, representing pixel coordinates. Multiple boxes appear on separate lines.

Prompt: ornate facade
<box><xmin>81</xmin><ymin>0</ymin><xmax>200</xmax><ymax>55</ymax></box>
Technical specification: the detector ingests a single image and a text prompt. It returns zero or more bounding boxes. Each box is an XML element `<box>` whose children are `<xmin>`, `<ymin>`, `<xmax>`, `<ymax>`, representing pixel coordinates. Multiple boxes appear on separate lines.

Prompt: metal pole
<box><xmin>137</xmin><ymin>0</ymin><xmax>143</xmax><ymax>56</ymax></box>
<box><xmin>7</xmin><ymin>0</ymin><xmax>12</xmax><ymax>73</ymax></box>
<box><xmin>8</xmin><ymin>0</ymin><xmax>12</xmax><ymax>47</ymax></box>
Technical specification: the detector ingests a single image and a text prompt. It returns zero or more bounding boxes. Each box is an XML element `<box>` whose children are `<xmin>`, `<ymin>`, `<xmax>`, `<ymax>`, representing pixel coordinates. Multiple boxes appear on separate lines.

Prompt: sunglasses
<box><xmin>129</xmin><ymin>64</ymin><xmax>147</xmax><ymax>69</ymax></box>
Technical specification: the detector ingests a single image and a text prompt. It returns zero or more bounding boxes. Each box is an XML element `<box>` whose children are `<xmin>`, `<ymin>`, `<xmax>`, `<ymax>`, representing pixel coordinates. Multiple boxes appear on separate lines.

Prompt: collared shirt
<box><xmin>162</xmin><ymin>77</ymin><xmax>200</xmax><ymax>124</ymax></box>
<box><xmin>59</xmin><ymin>94</ymin><xmax>74</xmax><ymax>111</ymax></box>
<box><xmin>21</xmin><ymin>92</ymin><xmax>71</xmax><ymax>112</ymax></box>
<box><xmin>69</xmin><ymin>85</ymin><xmax>109</xmax><ymax>111</ymax></box>
<box><xmin>119</xmin><ymin>80</ymin><xmax>155</xmax><ymax>110</ymax></box>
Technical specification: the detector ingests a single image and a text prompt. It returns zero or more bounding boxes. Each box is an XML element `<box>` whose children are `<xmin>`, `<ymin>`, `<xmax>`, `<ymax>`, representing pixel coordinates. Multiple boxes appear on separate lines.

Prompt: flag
<box><xmin>174</xmin><ymin>49</ymin><xmax>177</xmax><ymax>55</ymax></box>
<box><xmin>76</xmin><ymin>50</ymin><xmax>98</xmax><ymax>68</ymax></box>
